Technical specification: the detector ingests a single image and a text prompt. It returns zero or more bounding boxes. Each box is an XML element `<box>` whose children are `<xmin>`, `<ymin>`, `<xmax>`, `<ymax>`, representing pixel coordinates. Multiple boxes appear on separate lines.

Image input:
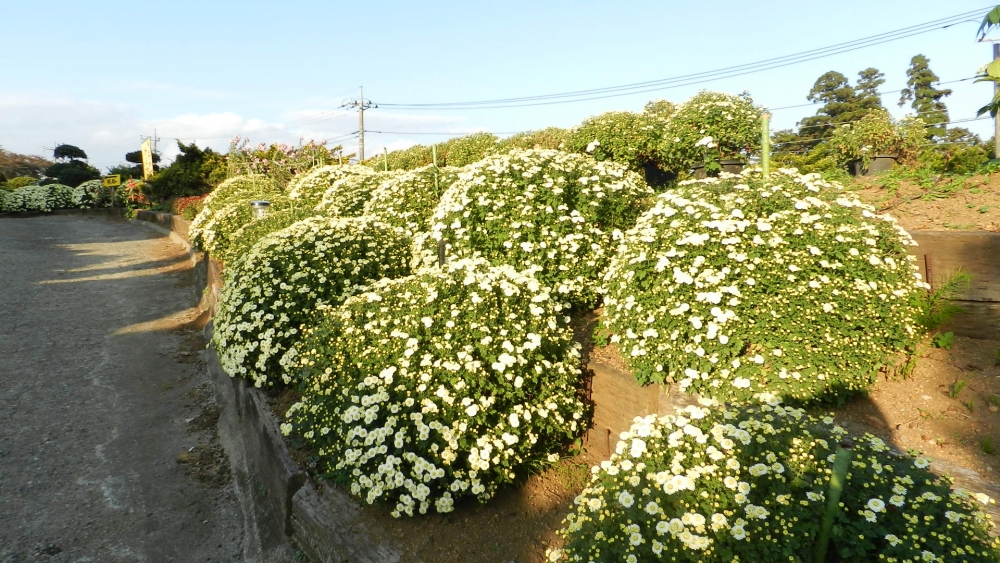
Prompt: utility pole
<box><xmin>342</xmin><ymin>86</ymin><xmax>376</xmax><ymax>162</ymax></box>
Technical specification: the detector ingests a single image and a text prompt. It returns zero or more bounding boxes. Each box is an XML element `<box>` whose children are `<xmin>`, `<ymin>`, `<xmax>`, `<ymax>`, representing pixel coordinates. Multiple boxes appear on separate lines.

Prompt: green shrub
<box><xmin>495</xmin><ymin>128</ymin><xmax>570</xmax><ymax>153</ymax></box>
<box><xmin>417</xmin><ymin>149</ymin><xmax>654</xmax><ymax>308</ymax></box>
<box><xmin>6</xmin><ymin>176</ymin><xmax>38</xmax><ymax>189</ymax></box>
<box><xmin>46</xmin><ymin>183</ymin><xmax>76</xmax><ymax>209</ymax></box>
<box><xmin>212</xmin><ymin>216</ymin><xmax>413</xmax><ymax>387</ymax></box>
<box><xmin>829</xmin><ymin>109</ymin><xmax>925</xmax><ymax>169</ymax></box>
<box><xmin>2</xmin><ymin>185</ymin><xmax>54</xmax><ymax>212</ymax></box>
<box><xmin>660</xmin><ymin>91</ymin><xmax>763</xmax><ymax>173</ymax></box>
<box><xmin>315</xmin><ymin>169</ymin><xmax>398</xmax><ymax>217</ymax></box>
<box><xmin>602</xmin><ymin>168</ymin><xmax>924</xmax><ymax>404</ymax></box>
<box><xmin>549</xmin><ymin>401</ymin><xmax>1000</xmax><ymax>563</ymax></box>
<box><xmin>564</xmin><ymin>111</ymin><xmax>665</xmax><ymax>174</ymax></box>
<box><xmin>74</xmin><ymin>179</ymin><xmax>114</xmax><ymax>209</ymax></box>
<box><xmin>282</xmin><ymin>259</ymin><xmax>586</xmax><ymax>517</ymax></box>
<box><xmin>199</xmin><ymin>194</ymin><xmax>298</xmax><ymax>260</ymax></box>
<box><xmin>441</xmin><ymin>132</ymin><xmax>499</xmax><ymax>167</ymax></box>
<box><xmin>362</xmin><ymin>165</ymin><xmax>460</xmax><ymax>235</ymax></box>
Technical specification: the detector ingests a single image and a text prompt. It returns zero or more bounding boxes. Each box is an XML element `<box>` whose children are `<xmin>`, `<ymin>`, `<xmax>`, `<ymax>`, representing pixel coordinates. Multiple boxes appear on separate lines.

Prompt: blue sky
<box><xmin>2</xmin><ymin>0</ymin><xmax>999</xmax><ymax>170</ymax></box>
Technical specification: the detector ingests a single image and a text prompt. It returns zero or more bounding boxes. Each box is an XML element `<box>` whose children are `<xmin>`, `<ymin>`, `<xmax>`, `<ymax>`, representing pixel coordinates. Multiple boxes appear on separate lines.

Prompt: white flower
<box><xmin>618</xmin><ymin>490</ymin><xmax>635</xmax><ymax>508</ymax></box>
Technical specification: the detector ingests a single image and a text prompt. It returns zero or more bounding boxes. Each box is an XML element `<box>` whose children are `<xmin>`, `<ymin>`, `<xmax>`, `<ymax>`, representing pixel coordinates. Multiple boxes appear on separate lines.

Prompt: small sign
<box><xmin>102</xmin><ymin>175</ymin><xmax>121</xmax><ymax>187</ymax></box>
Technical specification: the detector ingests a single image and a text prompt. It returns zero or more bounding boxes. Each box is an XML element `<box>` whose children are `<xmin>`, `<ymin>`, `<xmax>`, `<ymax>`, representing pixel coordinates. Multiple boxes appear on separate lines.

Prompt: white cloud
<box><xmin>0</xmin><ymin>94</ymin><xmax>491</xmax><ymax>171</ymax></box>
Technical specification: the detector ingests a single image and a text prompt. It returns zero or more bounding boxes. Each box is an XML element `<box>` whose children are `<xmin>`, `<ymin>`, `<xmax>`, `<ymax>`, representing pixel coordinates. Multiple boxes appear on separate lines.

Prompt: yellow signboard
<box><xmin>102</xmin><ymin>175</ymin><xmax>121</xmax><ymax>187</ymax></box>
<box><xmin>141</xmin><ymin>139</ymin><xmax>154</xmax><ymax>180</ymax></box>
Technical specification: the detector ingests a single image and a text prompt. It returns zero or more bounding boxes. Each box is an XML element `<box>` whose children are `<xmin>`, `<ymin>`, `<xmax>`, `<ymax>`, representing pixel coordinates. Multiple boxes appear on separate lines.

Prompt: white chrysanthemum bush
<box><xmin>286</xmin><ymin>164</ymin><xmax>373</xmax><ymax>208</ymax></box>
<box><xmin>217</xmin><ymin>206</ymin><xmax>320</xmax><ymax>264</ymax></box>
<box><xmin>281</xmin><ymin>259</ymin><xmax>587</xmax><ymax>517</ymax></box>
<box><xmin>362</xmin><ymin>165</ymin><xmax>460</xmax><ymax>235</ymax></box>
<box><xmin>211</xmin><ymin>216</ymin><xmax>413</xmax><ymax>387</ymax></box>
<box><xmin>189</xmin><ymin>174</ymin><xmax>279</xmax><ymax>252</ymax></box>
<box><xmin>416</xmin><ymin>149</ymin><xmax>655</xmax><ymax>308</ymax></box>
<box><xmin>549</xmin><ymin>402</ymin><xmax>1000</xmax><ymax>563</ymax></box>
<box><xmin>315</xmin><ymin>168</ymin><xmax>397</xmax><ymax>217</ymax></box>
<box><xmin>602</xmin><ymin>168</ymin><xmax>923</xmax><ymax>404</ymax></box>
<box><xmin>0</xmin><ymin>184</ymin><xmax>79</xmax><ymax>213</ymax></box>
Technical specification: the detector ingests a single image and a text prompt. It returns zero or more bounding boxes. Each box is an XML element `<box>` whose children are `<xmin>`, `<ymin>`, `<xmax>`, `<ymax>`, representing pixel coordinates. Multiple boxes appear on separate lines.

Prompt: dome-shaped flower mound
<box><xmin>73</xmin><ymin>179</ymin><xmax>114</xmax><ymax>208</ymax></box>
<box><xmin>315</xmin><ymin>168</ymin><xmax>398</xmax><ymax>217</ymax></box>
<box><xmin>282</xmin><ymin>259</ymin><xmax>587</xmax><ymax>517</ymax></box>
<box><xmin>550</xmin><ymin>402</ymin><xmax>1000</xmax><ymax>563</ymax></box>
<box><xmin>602</xmin><ymin>168</ymin><xmax>923</xmax><ymax>403</ymax></box>
<box><xmin>1</xmin><ymin>184</ymin><xmax>69</xmax><ymax>213</ymax></box>
<box><xmin>217</xmin><ymin>206</ymin><xmax>320</xmax><ymax>264</ymax></box>
<box><xmin>286</xmin><ymin>164</ymin><xmax>372</xmax><ymax>207</ymax></box>
<box><xmin>659</xmin><ymin>91</ymin><xmax>762</xmax><ymax>173</ymax></box>
<box><xmin>417</xmin><ymin>149</ymin><xmax>655</xmax><ymax>308</ymax></box>
<box><xmin>211</xmin><ymin>216</ymin><xmax>413</xmax><ymax>388</ymax></box>
<box><xmin>189</xmin><ymin>175</ymin><xmax>276</xmax><ymax>251</ymax></box>
<box><xmin>196</xmin><ymin>194</ymin><xmax>301</xmax><ymax>260</ymax></box>
<box><xmin>362</xmin><ymin>165</ymin><xmax>460</xmax><ymax>235</ymax></box>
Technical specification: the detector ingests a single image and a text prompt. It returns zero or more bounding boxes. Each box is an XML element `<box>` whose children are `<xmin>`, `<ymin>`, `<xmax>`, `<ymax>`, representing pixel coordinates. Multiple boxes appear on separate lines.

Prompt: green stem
<box><xmin>814</xmin><ymin>439</ymin><xmax>853</xmax><ymax>563</ymax></box>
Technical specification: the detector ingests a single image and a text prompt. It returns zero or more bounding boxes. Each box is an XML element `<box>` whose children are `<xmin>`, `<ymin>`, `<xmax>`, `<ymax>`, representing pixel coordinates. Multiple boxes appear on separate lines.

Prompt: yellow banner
<box><xmin>141</xmin><ymin>139</ymin><xmax>154</xmax><ymax>180</ymax></box>
<box><xmin>102</xmin><ymin>175</ymin><xmax>121</xmax><ymax>187</ymax></box>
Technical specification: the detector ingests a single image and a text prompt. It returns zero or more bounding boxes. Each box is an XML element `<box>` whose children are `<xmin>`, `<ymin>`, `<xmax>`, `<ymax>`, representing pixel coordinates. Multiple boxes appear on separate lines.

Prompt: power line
<box><xmin>378</xmin><ymin>8</ymin><xmax>987</xmax><ymax>110</ymax></box>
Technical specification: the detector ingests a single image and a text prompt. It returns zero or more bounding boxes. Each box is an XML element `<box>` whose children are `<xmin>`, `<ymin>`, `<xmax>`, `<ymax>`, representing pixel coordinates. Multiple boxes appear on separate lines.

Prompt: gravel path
<box><xmin>0</xmin><ymin>214</ymin><xmax>258</xmax><ymax>562</ymax></box>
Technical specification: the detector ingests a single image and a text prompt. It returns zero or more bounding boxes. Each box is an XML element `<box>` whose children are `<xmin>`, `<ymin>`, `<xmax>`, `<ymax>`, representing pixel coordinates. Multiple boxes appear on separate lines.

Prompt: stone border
<box><xmin>132</xmin><ymin>211</ymin><xmax>1000</xmax><ymax>559</ymax></box>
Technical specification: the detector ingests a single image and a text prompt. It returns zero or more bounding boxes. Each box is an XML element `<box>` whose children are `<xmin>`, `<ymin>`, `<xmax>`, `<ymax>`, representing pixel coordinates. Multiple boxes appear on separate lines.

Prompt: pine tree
<box><xmin>795</xmin><ymin>69</ymin><xmax>885</xmax><ymax>149</ymax></box>
<box><xmin>899</xmin><ymin>54</ymin><xmax>951</xmax><ymax>138</ymax></box>
<box><xmin>855</xmin><ymin>68</ymin><xmax>886</xmax><ymax>112</ymax></box>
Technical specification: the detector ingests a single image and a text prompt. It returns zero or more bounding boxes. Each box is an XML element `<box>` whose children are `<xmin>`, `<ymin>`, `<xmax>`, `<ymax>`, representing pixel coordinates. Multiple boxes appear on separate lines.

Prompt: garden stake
<box><xmin>437</xmin><ymin>239</ymin><xmax>446</xmax><ymax>268</ymax></box>
<box><xmin>762</xmin><ymin>111</ymin><xmax>771</xmax><ymax>178</ymax></box>
<box><xmin>432</xmin><ymin>145</ymin><xmax>440</xmax><ymax>195</ymax></box>
<box><xmin>383</xmin><ymin>147</ymin><xmax>389</xmax><ymax>171</ymax></box>
<box><xmin>814</xmin><ymin>438</ymin><xmax>853</xmax><ymax>563</ymax></box>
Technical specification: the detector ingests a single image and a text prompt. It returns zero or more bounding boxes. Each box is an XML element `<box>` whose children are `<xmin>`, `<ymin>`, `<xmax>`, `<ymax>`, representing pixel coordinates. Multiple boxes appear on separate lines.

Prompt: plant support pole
<box><xmin>814</xmin><ymin>439</ymin><xmax>853</xmax><ymax>563</ymax></box>
<box><xmin>432</xmin><ymin>145</ymin><xmax>440</xmax><ymax>195</ymax></box>
<box><xmin>358</xmin><ymin>86</ymin><xmax>365</xmax><ymax>162</ymax></box>
<box><xmin>384</xmin><ymin>147</ymin><xmax>389</xmax><ymax>171</ymax></box>
<box><xmin>994</xmin><ymin>44</ymin><xmax>1000</xmax><ymax>159</ymax></box>
<box><xmin>762</xmin><ymin>111</ymin><xmax>771</xmax><ymax>178</ymax></box>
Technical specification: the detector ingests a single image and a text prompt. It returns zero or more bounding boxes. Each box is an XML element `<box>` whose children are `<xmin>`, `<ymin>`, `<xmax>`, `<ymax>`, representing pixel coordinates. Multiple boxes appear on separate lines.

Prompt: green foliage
<box><xmin>643</xmin><ymin>99</ymin><xmax>678</xmax><ymax>123</ymax></box>
<box><xmin>947</xmin><ymin>375</ymin><xmax>968</xmax><ymax>397</ymax></box>
<box><xmin>899</xmin><ymin>55</ymin><xmax>951</xmax><ymax>138</ymax></box>
<box><xmin>602</xmin><ymin>168</ymin><xmax>923</xmax><ymax>404</ymax></box>
<box><xmin>828</xmin><ymin>109</ymin><xmax>925</xmax><ymax>168</ymax></box>
<box><xmin>983</xmin><ymin>435</ymin><xmax>998</xmax><ymax>456</ymax></box>
<box><xmin>125</xmin><ymin>150</ymin><xmax>161</xmax><ymax>164</ymax></box>
<box><xmin>282</xmin><ymin>259</ymin><xmax>586</xmax><ymax>516</ymax></box>
<box><xmin>105</xmin><ymin>163</ymin><xmax>144</xmax><ymax>181</ymax></box>
<box><xmin>660</xmin><ymin>91</ymin><xmax>762</xmax><ymax>172</ymax></box>
<box><xmin>549</xmin><ymin>402</ymin><xmax>1000</xmax><ymax>563</ymax></box>
<box><xmin>371</xmin><ymin>144</ymin><xmax>436</xmax><ymax>171</ymax></box>
<box><xmin>6</xmin><ymin>176</ymin><xmax>38</xmax><ymax>189</ymax></box>
<box><xmin>53</xmin><ymin>144</ymin><xmax>88</xmax><ymax>160</ymax></box>
<box><xmin>797</xmin><ymin>69</ymin><xmax>886</xmax><ymax>145</ymax></box>
<box><xmin>417</xmin><ymin>149</ymin><xmax>654</xmax><ymax>308</ymax></box>
<box><xmin>564</xmin><ymin>110</ymin><xmax>665</xmax><ymax>174</ymax></box>
<box><xmin>146</xmin><ymin>141</ymin><xmax>226</xmax><ymax>200</ymax></box>
<box><xmin>212</xmin><ymin>216</ymin><xmax>413</xmax><ymax>387</ymax></box>
<box><xmin>43</xmin><ymin>159</ymin><xmax>100</xmax><ymax>187</ymax></box>
<box><xmin>443</xmin><ymin>132</ymin><xmax>499</xmax><ymax>167</ymax></box>
<box><xmin>495</xmin><ymin>128</ymin><xmax>570</xmax><ymax>153</ymax></box>
<box><xmin>933</xmin><ymin>331</ymin><xmax>956</xmax><ymax>351</ymax></box>
<box><xmin>918</xmin><ymin>128</ymin><xmax>990</xmax><ymax>174</ymax></box>
<box><xmin>914</xmin><ymin>270</ymin><xmax>971</xmax><ymax>332</ymax></box>
<box><xmin>0</xmin><ymin>183</ymin><xmax>94</xmax><ymax>213</ymax></box>
<box><xmin>362</xmin><ymin>165</ymin><xmax>460</xmax><ymax>235</ymax></box>
<box><xmin>74</xmin><ymin>179</ymin><xmax>114</xmax><ymax>209</ymax></box>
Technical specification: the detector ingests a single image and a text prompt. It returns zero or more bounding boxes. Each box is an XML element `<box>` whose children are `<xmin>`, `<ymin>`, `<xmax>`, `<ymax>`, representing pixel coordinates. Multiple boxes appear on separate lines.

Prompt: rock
<box><xmin>863</xmin><ymin>415</ymin><xmax>887</xmax><ymax>430</ymax></box>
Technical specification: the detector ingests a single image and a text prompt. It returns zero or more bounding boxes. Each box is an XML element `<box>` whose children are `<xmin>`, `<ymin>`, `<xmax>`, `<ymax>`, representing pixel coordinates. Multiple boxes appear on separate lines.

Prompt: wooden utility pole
<box><xmin>343</xmin><ymin>87</ymin><xmax>376</xmax><ymax>162</ymax></box>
